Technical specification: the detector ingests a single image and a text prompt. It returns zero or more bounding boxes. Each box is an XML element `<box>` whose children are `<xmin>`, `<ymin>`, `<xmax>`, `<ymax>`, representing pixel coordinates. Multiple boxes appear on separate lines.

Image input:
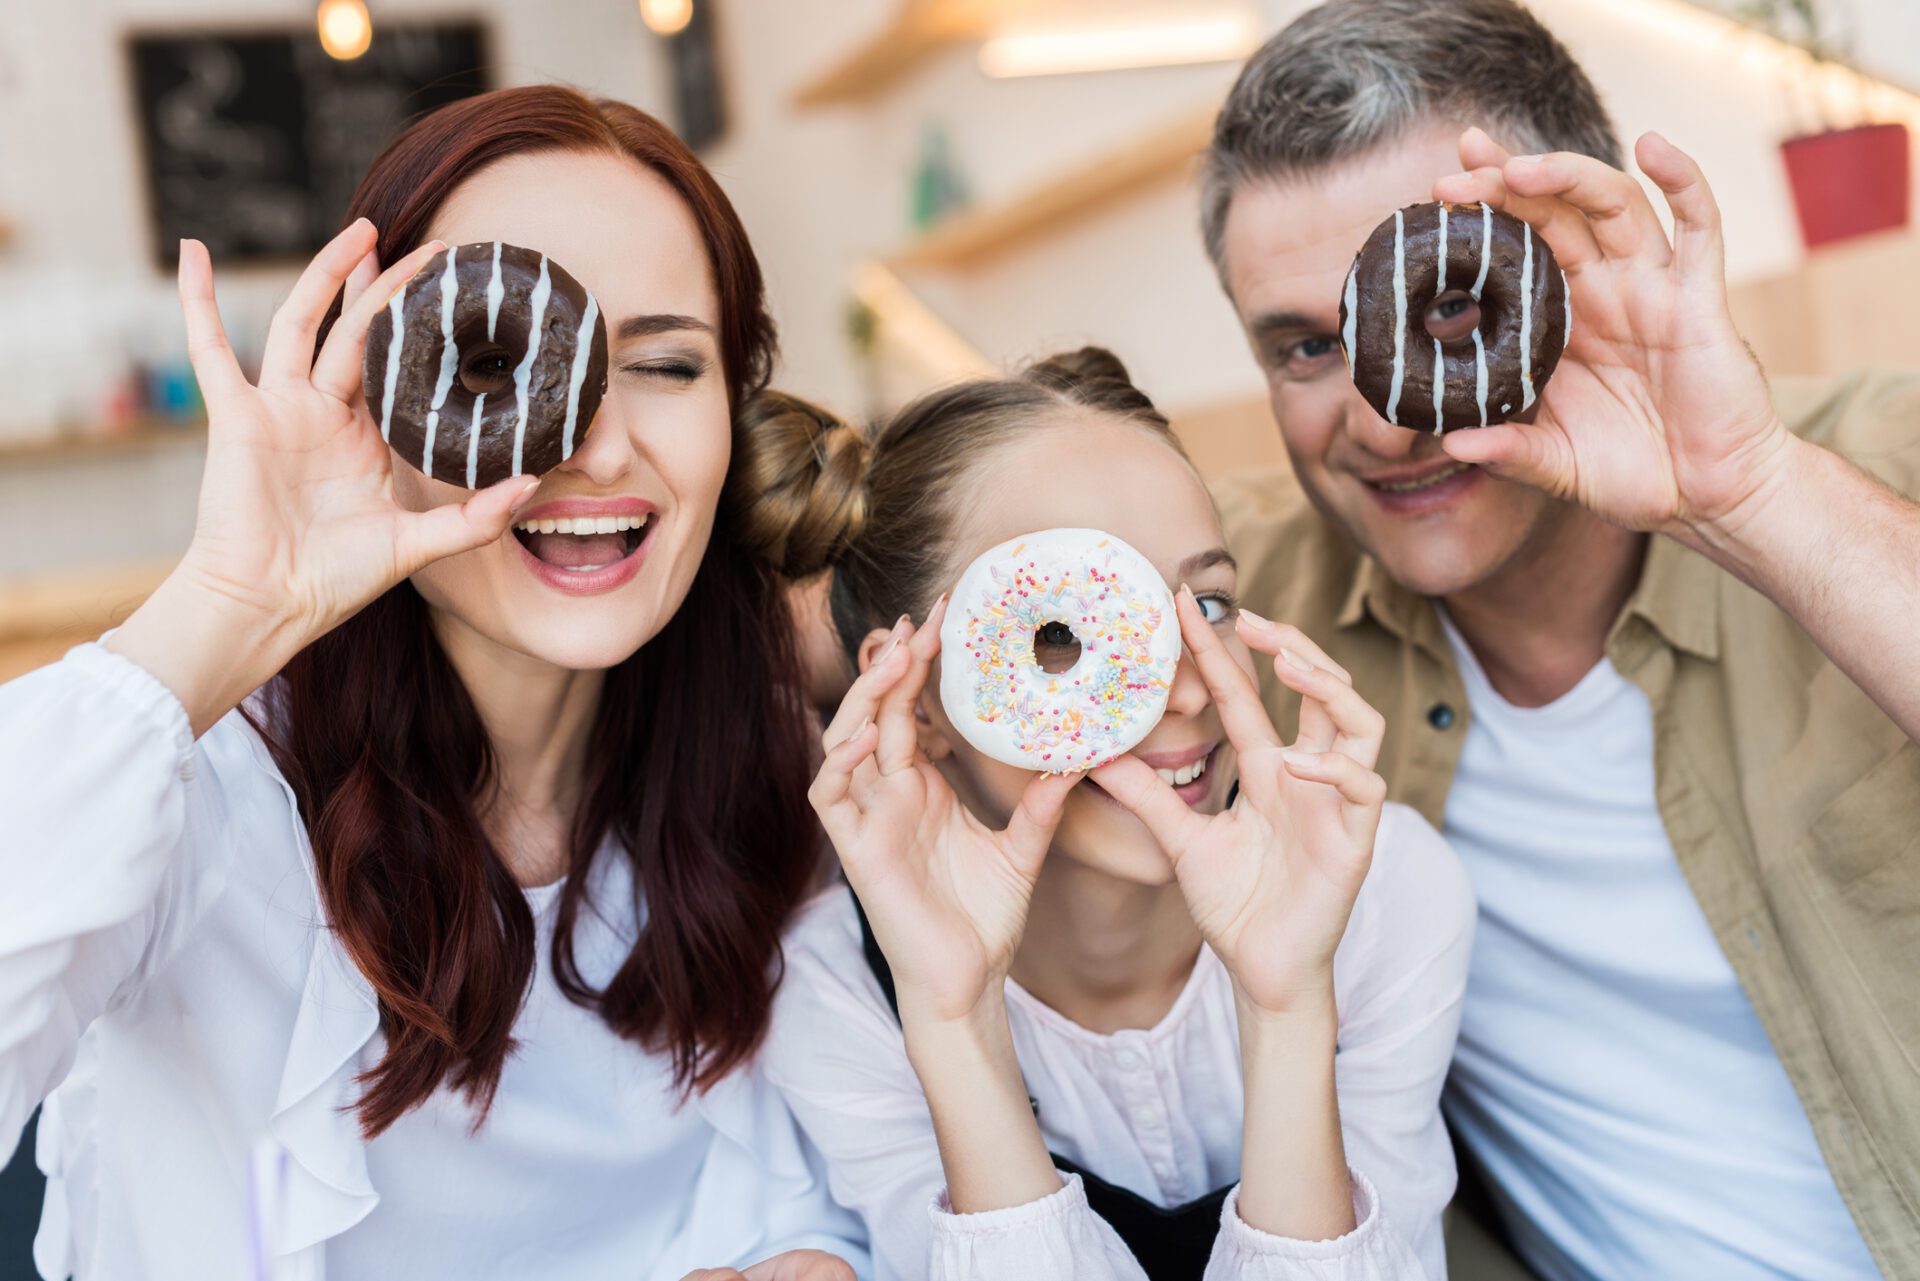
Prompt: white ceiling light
<box><xmin>316</xmin><ymin>0</ymin><xmax>372</xmax><ymax>61</ymax></box>
<box><xmin>979</xmin><ymin>12</ymin><xmax>1258</xmax><ymax>79</ymax></box>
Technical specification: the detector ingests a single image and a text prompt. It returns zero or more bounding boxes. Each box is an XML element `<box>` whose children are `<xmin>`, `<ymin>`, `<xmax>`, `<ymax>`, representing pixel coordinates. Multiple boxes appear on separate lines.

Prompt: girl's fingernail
<box><xmin>1280</xmin><ymin>648</ymin><xmax>1314</xmax><ymax>673</ymax></box>
<box><xmin>510</xmin><ymin>478</ymin><xmax>541</xmax><ymax>511</ymax></box>
<box><xmin>1282</xmin><ymin>750</ymin><xmax>1319</xmax><ymax>768</ymax></box>
<box><xmin>856</xmin><ymin>716</ymin><xmax>872</xmax><ymax>736</ymax></box>
<box><xmin>1238</xmin><ymin>607</ymin><xmax>1274</xmax><ymax>630</ymax></box>
<box><xmin>1510</xmin><ymin>154</ymin><xmax>1543</xmax><ymax>167</ymax></box>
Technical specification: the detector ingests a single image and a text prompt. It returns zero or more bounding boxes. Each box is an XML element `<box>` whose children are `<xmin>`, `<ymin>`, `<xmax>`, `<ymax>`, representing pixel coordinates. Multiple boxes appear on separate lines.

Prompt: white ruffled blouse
<box><xmin>762</xmin><ymin>803</ymin><xmax>1477</xmax><ymax>1281</ymax></box>
<box><xmin>0</xmin><ymin>644</ymin><xmax>868</xmax><ymax>1281</ymax></box>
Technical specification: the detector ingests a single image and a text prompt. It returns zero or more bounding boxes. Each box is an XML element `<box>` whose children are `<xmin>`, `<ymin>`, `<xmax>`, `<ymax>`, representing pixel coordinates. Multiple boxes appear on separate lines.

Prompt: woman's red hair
<box><xmin>251</xmin><ymin>85</ymin><xmax>815</xmax><ymax>1137</ymax></box>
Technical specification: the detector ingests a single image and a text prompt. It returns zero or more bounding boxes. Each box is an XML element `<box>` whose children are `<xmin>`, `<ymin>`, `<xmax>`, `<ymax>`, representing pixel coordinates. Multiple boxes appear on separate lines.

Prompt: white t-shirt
<box><xmin>1435</xmin><ymin>610</ymin><xmax>1881</xmax><ymax>1281</ymax></box>
<box><xmin>762</xmin><ymin>802</ymin><xmax>1477</xmax><ymax>1281</ymax></box>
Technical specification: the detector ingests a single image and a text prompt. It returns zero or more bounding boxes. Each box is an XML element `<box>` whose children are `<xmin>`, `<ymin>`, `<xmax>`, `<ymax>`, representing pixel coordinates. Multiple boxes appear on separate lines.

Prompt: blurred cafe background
<box><xmin>0</xmin><ymin>0</ymin><xmax>1917</xmax><ymax>1271</ymax></box>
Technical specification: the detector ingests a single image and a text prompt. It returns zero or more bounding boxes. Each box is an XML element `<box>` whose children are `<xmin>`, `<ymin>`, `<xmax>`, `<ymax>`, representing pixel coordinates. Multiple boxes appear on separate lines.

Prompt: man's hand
<box><xmin>1433</xmin><ymin>128</ymin><xmax>1796</xmax><ymax>550</ymax></box>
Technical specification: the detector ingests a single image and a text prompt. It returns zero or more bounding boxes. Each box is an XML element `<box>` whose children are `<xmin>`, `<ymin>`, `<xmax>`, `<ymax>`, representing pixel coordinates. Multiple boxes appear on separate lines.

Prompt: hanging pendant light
<box><xmin>639</xmin><ymin>0</ymin><xmax>694</xmax><ymax>37</ymax></box>
<box><xmin>317</xmin><ymin>0</ymin><xmax>373</xmax><ymax>61</ymax></box>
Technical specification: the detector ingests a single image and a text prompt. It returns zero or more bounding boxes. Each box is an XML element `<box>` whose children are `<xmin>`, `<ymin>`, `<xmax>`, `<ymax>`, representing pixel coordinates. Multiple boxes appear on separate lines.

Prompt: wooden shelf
<box><xmin>886</xmin><ymin>107</ymin><xmax>1216</xmax><ymax>271</ymax></box>
<box><xmin>790</xmin><ymin>0</ymin><xmax>1018</xmax><ymax>108</ymax></box>
<box><xmin>0</xmin><ymin>421</ymin><xmax>207</xmax><ymax>466</ymax></box>
<box><xmin>0</xmin><ymin>558</ymin><xmax>177</xmax><ymax>682</ymax></box>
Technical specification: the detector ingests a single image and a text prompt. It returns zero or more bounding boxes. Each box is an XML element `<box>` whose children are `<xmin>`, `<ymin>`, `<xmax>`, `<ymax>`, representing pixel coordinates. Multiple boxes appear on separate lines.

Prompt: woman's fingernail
<box><xmin>510</xmin><ymin>478</ymin><xmax>541</xmax><ymax>512</ymax></box>
<box><xmin>856</xmin><ymin>716</ymin><xmax>872</xmax><ymax>736</ymax></box>
<box><xmin>1280</xmin><ymin>648</ymin><xmax>1314</xmax><ymax>673</ymax></box>
<box><xmin>1238</xmin><ymin>607</ymin><xmax>1275</xmax><ymax>630</ymax></box>
<box><xmin>1282</xmin><ymin>750</ymin><xmax>1319</xmax><ymax>768</ymax></box>
<box><xmin>1510</xmin><ymin>154</ymin><xmax>1543</xmax><ymax>167</ymax></box>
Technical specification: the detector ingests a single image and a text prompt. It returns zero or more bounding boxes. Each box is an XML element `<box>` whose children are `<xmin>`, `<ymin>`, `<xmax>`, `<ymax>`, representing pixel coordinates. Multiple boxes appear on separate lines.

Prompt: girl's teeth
<box><xmin>1153</xmin><ymin>755</ymin><xmax>1211</xmax><ymax>787</ymax></box>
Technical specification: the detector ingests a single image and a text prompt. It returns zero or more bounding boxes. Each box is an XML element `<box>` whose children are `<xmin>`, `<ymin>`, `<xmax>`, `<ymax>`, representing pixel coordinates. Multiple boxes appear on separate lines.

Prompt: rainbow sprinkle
<box><xmin>941</xmin><ymin>529</ymin><xmax>1178</xmax><ymax>773</ymax></box>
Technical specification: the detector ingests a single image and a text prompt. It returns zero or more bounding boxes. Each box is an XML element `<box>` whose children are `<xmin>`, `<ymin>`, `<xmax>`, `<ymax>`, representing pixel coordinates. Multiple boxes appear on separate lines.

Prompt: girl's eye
<box><xmin>623</xmin><ymin>360</ymin><xmax>706</xmax><ymax>383</ymax></box>
<box><xmin>1194</xmin><ymin>593</ymin><xmax>1235</xmax><ymax>624</ymax></box>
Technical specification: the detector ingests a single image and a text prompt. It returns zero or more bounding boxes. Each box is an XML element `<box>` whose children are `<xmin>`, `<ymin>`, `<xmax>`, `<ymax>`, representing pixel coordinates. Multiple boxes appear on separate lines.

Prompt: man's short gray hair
<box><xmin>1200</xmin><ymin>0</ymin><xmax>1621</xmax><ymax>273</ymax></box>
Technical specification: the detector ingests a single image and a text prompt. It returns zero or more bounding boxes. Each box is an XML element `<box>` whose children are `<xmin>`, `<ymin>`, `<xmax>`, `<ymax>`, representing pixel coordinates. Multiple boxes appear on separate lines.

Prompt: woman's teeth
<box><xmin>513</xmin><ymin>513</ymin><xmax>650</xmax><ymax>535</ymax></box>
<box><xmin>1374</xmin><ymin>462</ymin><xmax>1469</xmax><ymax>494</ymax></box>
<box><xmin>1155</xmin><ymin>755</ymin><xmax>1209</xmax><ymax>788</ymax></box>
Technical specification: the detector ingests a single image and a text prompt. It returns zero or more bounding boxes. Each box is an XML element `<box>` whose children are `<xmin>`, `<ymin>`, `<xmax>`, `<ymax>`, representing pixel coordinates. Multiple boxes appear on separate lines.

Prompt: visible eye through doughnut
<box><xmin>1423</xmin><ymin>291</ymin><xmax>1483</xmax><ymax>345</ymax></box>
<box><xmin>1193</xmin><ymin>592</ymin><xmax>1235</xmax><ymax>625</ymax></box>
<box><xmin>1032</xmin><ymin>621</ymin><xmax>1082</xmax><ymax>675</ymax></box>
<box><xmin>459</xmin><ymin>345</ymin><xmax>515</xmax><ymax>396</ymax></box>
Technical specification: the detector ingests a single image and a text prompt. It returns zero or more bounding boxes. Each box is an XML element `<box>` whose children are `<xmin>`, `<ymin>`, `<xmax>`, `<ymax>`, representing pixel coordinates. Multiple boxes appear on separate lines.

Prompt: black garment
<box><xmin>849</xmin><ymin>890</ymin><xmax>1232</xmax><ymax>1281</ymax></box>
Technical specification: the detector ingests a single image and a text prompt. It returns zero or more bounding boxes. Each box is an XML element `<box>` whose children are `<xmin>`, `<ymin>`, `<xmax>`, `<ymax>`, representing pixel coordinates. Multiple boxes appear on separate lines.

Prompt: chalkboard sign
<box><xmin>128</xmin><ymin>24</ymin><xmax>490</xmax><ymax>268</ymax></box>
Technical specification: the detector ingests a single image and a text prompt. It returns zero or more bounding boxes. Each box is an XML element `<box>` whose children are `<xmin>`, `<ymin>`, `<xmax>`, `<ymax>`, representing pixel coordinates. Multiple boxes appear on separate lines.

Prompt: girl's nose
<box><xmin>1164</xmin><ymin>644</ymin><xmax>1213</xmax><ymax>721</ymax></box>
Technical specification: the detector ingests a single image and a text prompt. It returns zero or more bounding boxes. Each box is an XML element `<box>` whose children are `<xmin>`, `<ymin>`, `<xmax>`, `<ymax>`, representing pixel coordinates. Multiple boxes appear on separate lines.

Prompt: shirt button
<box><xmin>1133</xmin><ymin>1106</ymin><xmax>1162</xmax><ymax>1129</ymax></box>
<box><xmin>1114</xmin><ymin>1049</ymin><xmax>1144</xmax><ymax>1073</ymax></box>
<box><xmin>1427</xmin><ymin>702</ymin><xmax>1456</xmax><ymax>730</ymax></box>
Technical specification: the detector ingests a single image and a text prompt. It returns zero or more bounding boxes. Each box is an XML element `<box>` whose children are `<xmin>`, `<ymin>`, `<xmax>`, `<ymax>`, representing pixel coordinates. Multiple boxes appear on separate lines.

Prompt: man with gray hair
<box><xmin>1206</xmin><ymin>1</ymin><xmax>1920</xmax><ymax>1277</ymax></box>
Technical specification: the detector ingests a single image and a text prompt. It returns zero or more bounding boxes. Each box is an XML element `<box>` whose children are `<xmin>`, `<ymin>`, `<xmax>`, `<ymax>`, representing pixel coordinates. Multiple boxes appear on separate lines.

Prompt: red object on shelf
<box><xmin>1781</xmin><ymin>122</ymin><xmax>1911</xmax><ymax>250</ymax></box>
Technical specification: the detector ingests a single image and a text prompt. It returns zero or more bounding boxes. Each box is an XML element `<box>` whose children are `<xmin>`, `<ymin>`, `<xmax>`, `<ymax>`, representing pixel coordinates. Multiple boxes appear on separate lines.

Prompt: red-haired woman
<box><xmin>0</xmin><ymin>88</ymin><xmax>860</xmax><ymax>1281</ymax></box>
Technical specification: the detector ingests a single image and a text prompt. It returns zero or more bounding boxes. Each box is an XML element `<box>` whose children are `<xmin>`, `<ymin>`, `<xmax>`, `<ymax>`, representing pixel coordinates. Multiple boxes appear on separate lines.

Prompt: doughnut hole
<box><xmin>459</xmin><ymin>345</ymin><xmax>516</xmax><ymax>396</ymax></box>
<box><xmin>1032</xmin><ymin>620</ymin><xmax>1082</xmax><ymax>675</ymax></box>
<box><xmin>1424</xmin><ymin>290</ymin><xmax>1482</xmax><ymax>345</ymax></box>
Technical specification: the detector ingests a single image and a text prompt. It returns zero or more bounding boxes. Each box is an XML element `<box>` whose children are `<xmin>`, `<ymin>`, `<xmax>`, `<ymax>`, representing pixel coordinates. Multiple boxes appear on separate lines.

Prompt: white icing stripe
<box><xmin>486</xmin><ymin>241</ymin><xmax>504</xmax><ymax>341</ymax></box>
<box><xmin>1520</xmin><ymin>223</ymin><xmax>1536</xmax><ymax>409</ymax></box>
<box><xmin>421</xmin><ymin>250</ymin><xmax>461</xmax><ymax>478</ymax></box>
<box><xmin>379</xmin><ymin>287</ymin><xmax>407</xmax><ymax>441</ymax></box>
<box><xmin>510</xmin><ymin>256</ymin><xmax>553</xmax><ymax>477</ymax></box>
<box><xmin>561</xmin><ymin>293</ymin><xmax>599</xmax><ymax>460</ymax></box>
<box><xmin>1474</xmin><ymin>328</ymin><xmax>1488</xmax><ymax>427</ymax></box>
<box><xmin>466</xmin><ymin>394</ymin><xmax>485</xmax><ymax>488</ymax></box>
<box><xmin>1386</xmin><ymin>210</ymin><xmax>1407</xmax><ymax>426</ymax></box>
<box><xmin>1562</xmin><ymin>268</ymin><xmax>1572</xmax><ymax>343</ymax></box>
<box><xmin>1472</xmin><ymin>202</ymin><xmax>1493</xmax><ymax>300</ymax></box>
<box><xmin>1341</xmin><ymin>264</ymin><xmax>1358</xmax><ymax>366</ymax></box>
<box><xmin>1432</xmin><ymin>204</ymin><xmax>1448</xmax><ymax>434</ymax></box>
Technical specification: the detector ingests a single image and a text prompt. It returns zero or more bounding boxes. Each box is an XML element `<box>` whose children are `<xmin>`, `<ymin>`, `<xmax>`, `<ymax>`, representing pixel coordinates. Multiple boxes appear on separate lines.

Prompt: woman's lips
<box><xmin>510</xmin><ymin>512</ymin><xmax>656</xmax><ymax>596</ymax></box>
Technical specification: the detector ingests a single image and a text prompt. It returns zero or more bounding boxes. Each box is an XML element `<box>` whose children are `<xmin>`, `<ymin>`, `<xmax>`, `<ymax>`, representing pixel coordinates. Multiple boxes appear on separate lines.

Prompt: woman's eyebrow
<box><xmin>1178</xmin><ymin>548</ymin><xmax>1237</xmax><ymax>578</ymax></box>
<box><xmin>616</xmin><ymin>313</ymin><xmax>714</xmax><ymax>339</ymax></box>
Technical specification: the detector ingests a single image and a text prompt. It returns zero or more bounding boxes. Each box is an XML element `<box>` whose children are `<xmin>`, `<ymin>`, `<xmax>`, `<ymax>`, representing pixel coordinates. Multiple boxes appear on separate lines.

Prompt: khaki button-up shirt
<box><xmin>1214</xmin><ymin>370</ymin><xmax>1920</xmax><ymax>1279</ymax></box>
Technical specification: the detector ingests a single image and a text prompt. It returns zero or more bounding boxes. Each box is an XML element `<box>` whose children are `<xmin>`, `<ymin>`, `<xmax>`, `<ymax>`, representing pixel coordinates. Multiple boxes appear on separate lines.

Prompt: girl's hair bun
<box><xmin>729</xmin><ymin>389</ymin><xmax>873</xmax><ymax>581</ymax></box>
<box><xmin>1022</xmin><ymin>345</ymin><xmax>1138</xmax><ymax>392</ymax></box>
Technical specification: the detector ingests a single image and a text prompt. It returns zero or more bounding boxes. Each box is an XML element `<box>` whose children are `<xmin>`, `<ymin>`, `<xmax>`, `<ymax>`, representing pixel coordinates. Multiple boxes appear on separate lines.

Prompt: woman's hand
<box><xmin>1091</xmin><ymin>590</ymin><xmax>1387</xmax><ymax>1018</ymax></box>
<box><xmin>811</xmin><ymin>597</ymin><xmax>1080</xmax><ymax>1029</ymax></box>
<box><xmin>107</xmin><ymin>220</ymin><xmax>539</xmax><ymax>733</ymax></box>
<box><xmin>1432</xmin><ymin>129</ymin><xmax>1796</xmax><ymax>548</ymax></box>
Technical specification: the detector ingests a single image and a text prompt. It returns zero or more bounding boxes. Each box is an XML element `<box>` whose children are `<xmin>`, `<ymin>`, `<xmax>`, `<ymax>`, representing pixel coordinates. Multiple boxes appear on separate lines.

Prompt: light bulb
<box><xmin>317</xmin><ymin>0</ymin><xmax>373</xmax><ymax>61</ymax></box>
<box><xmin>639</xmin><ymin>0</ymin><xmax>694</xmax><ymax>37</ymax></box>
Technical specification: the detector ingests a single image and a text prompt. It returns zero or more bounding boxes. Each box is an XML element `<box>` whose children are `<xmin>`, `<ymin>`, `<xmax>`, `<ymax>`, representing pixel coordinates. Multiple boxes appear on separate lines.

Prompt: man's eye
<box><xmin>1272</xmin><ymin>336</ymin><xmax>1340</xmax><ymax>378</ymax></box>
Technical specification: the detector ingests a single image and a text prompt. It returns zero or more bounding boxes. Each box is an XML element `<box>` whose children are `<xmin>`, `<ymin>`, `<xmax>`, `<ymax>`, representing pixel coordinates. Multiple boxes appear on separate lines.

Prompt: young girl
<box><xmin>756</xmin><ymin>350</ymin><xmax>1475</xmax><ymax>1279</ymax></box>
<box><xmin>0</xmin><ymin>88</ymin><xmax>859</xmax><ymax>1281</ymax></box>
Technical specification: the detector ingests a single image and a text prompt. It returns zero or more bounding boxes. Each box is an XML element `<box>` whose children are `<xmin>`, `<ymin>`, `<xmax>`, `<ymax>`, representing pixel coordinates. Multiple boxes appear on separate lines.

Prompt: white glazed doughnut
<box><xmin>939</xmin><ymin>527</ymin><xmax>1180</xmax><ymax>773</ymax></box>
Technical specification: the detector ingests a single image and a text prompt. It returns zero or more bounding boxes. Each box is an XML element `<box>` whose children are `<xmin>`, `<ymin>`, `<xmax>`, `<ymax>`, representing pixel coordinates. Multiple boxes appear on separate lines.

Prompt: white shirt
<box><xmin>1435</xmin><ymin>611</ymin><xmax>1881</xmax><ymax>1281</ymax></box>
<box><xmin>0</xmin><ymin>645</ymin><xmax>867</xmax><ymax>1281</ymax></box>
<box><xmin>762</xmin><ymin>803</ymin><xmax>1476</xmax><ymax>1281</ymax></box>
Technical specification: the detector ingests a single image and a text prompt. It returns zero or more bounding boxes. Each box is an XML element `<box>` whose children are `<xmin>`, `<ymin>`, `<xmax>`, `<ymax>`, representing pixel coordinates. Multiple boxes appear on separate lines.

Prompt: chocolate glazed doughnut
<box><xmin>1338</xmin><ymin>201</ymin><xmax>1570</xmax><ymax>435</ymax></box>
<box><xmin>363</xmin><ymin>242</ymin><xmax>610</xmax><ymax>488</ymax></box>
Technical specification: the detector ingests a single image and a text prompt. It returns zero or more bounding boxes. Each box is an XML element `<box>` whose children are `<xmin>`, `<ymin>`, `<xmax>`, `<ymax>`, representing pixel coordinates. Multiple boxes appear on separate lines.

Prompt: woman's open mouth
<box><xmin>510</xmin><ymin>507</ymin><xmax>655</xmax><ymax>595</ymax></box>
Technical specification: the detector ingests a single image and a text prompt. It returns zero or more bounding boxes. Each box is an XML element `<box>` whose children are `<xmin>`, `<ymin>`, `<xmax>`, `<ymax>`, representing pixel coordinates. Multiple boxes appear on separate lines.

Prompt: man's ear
<box><xmin>854</xmin><ymin>625</ymin><xmax>958</xmax><ymax>763</ymax></box>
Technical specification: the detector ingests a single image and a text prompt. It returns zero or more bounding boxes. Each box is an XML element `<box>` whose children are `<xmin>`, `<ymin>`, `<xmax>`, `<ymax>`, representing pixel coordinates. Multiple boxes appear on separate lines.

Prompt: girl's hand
<box><xmin>810</xmin><ymin>597</ymin><xmax>1081</xmax><ymax>1028</ymax></box>
<box><xmin>679</xmin><ymin>1249</ymin><xmax>857</xmax><ymax>1281</ymax></box>
<box><xmin>107</xmin><ymin>221</ymin><xmax>539</xmax><ymax>733</ymax></box>
<box><xmin>1092</xmin><ymin>591</ymin><xmax>1387</xmax><ymax>1018</ymax></box>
